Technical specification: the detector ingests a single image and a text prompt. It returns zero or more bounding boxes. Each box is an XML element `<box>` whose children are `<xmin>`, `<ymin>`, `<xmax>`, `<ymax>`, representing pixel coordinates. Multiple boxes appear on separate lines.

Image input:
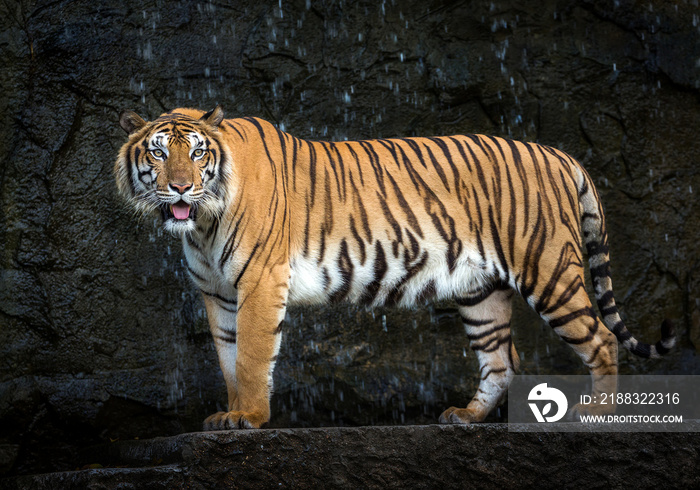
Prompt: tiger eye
<box><xmin>193</xmin><ymin>149</ymin><xmax>205</xmax><ymax>158</ymax></box>
<box><xmin>151</xmin><ymin>149</ymin><xmax>164</xmax><ymax>158</ymax></box>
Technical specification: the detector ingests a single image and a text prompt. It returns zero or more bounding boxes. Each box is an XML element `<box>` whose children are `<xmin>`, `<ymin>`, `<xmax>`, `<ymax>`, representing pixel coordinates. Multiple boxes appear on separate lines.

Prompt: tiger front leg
<box><xmin>201</xmin><ymin>293</ymin><xmax>241</xmax><ymax>424</ymax></box>
<box><xmin>203</xmin><ymin>281</ymin><xmax>286</xmax><ymax>430</ymax></box>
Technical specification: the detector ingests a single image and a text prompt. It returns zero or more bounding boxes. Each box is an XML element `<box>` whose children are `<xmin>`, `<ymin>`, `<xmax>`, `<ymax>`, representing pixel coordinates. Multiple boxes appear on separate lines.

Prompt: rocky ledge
<box><xmin>2</xmin><ymin>424</ymin><xmax>699</xmax><ymax>489</ymax></box>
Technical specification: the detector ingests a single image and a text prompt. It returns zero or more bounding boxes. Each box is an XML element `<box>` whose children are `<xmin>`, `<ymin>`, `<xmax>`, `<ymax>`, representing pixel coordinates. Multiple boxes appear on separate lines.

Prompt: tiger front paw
<box><xmin>203</xmin><ymin>410</ymin><xmax>269</xmax><ymax>430</ymax></box>
<box><xmin>438</xmin><ymin>406</ymin><xmax>485</xmax><ymax>424</ymax></box>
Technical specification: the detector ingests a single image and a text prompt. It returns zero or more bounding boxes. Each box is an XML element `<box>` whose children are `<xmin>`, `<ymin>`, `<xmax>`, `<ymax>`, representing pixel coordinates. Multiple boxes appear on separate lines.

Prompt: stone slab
<box><xmin>3</xmin><ymin>424</ymin><xmax>699</xmax><ymax>489</ymax></box>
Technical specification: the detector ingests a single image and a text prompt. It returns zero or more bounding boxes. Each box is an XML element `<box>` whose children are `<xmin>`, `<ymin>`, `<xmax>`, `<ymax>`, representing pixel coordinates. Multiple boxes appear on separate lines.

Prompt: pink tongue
<box><xmin>172</xmin><ymin>202</ymin><xmax>191</xmax><ymax>220</ymax></box>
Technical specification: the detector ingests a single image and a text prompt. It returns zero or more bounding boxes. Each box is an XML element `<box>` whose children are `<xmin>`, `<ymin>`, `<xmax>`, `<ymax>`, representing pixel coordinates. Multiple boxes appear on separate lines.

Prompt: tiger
<box><xmin>115</xmin><ymin>106</ymin><xmax>675</xmax><ymax>430</ymax></box>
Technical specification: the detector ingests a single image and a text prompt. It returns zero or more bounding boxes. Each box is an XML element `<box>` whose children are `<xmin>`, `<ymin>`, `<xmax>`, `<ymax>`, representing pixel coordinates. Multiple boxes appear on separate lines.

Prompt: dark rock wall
<box><xmin>1</xmin><ymin>0</ymin><xmax>698</xmax><ymax>475</ymax></box>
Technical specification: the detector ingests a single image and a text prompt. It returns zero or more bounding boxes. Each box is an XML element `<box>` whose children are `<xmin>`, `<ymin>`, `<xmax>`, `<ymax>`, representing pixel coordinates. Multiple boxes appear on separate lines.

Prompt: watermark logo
<box><xmin>527</xmin><ymin>382</ymin><xmax>568</xmax><ymax>422</ymax></box>
<box><xmin>510</xmin><ymin>375</ymin><xmax>699</xmax><ymax>432</ymax></box>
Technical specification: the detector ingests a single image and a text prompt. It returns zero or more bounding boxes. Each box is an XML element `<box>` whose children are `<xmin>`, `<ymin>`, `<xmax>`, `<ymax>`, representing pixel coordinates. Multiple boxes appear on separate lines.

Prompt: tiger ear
<box><xmin>119</xmin><ymin>110</ymin><xmax>147</xmax><ymax>135</ymax></box>
<box><xmin>201</xmin><ymin>105</ymin><xmax>224</xmax><ymax>127</ymax></box>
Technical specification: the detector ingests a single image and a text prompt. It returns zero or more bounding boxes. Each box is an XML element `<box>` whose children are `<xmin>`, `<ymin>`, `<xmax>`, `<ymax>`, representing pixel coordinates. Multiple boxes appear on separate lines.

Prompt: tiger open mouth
<box><xmin>161</xmin><ymin>200</ymin><xmax>197</xmax><ymax>222</ymax></box>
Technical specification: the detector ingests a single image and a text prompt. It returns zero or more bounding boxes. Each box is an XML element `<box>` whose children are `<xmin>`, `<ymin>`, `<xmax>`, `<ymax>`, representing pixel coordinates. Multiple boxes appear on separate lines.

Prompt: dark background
<box><xmin>1</xmin><ymin>0</ymin><xmax>698</xmax><ymax>476</ymax></box>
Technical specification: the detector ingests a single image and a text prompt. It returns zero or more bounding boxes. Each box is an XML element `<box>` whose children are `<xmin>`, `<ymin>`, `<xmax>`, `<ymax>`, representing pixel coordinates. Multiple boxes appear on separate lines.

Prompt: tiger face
<box><xmin>115</xmin><ymin>107</ymin><xmax>230</xmax><ymax>235</ymax></box>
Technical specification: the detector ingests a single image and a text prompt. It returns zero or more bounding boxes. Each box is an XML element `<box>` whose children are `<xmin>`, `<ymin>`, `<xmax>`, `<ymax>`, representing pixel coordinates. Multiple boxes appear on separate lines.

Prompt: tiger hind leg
<box><xmin>439</xmin><ymin>285</ymin><xmax>520</xmax><ymax>424</ymax></box>
<box><xmin>537</xmin><ymin>277</ymin><xmax>619</xmax><ymax>418</ymax></box>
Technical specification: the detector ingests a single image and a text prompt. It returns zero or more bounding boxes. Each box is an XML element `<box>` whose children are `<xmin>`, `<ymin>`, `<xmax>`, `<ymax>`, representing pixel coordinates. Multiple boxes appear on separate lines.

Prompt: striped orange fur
<box><xmin>115</xmin><ymin>106</ymin><xmax>675</xmax><ymax>429</ymax></box>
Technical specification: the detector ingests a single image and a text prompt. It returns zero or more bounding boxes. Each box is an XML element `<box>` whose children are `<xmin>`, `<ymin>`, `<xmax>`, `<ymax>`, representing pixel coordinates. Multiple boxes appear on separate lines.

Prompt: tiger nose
<box><xmin>169</xmin><ymin>182</ymin><xmax>193</xmax><ymax>194</ymax></box>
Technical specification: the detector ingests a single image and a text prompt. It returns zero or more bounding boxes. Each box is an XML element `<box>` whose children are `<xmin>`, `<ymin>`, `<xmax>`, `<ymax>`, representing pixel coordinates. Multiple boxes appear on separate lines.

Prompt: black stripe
<box><xmin>586</xmin><ymin>240</ymin><xmax>609</xmax><ymax>257</ymax></box>
<box><xmin>584</xmin><ymin>342</ymin><xmax>606</xmax><ymax>368</ymax></box>
<box><xmin>214</xmin><ymin>331</ymin><xmax>237</xmax><ymax>344</ymax></box>
<box><xmin>539</xmin><ymin>275</ymin><xmax>586</xmax><ymax>316</ymax></box>
<box><xmin>471</xmin><ymin>135</ymin><xmax>502</xmax><ymax>198</ymax></box>
<box><xmin>346</xmin><ymin>144</ymin><xmax>365</xmax><ymax>186</ymax></box>
<box><xmin>461</xmin><ymin>316</ymin><xmax>495</xmax><ymax>327</ymax></box>
<box><xmin>612</xmin><ymin>321</ymin><xmax>632</xmax><ymax>340</ymax></box>
<box><xmin>329</xmin><ymin>240</ymin><xmax>354</xmax><ymax>303</ymax></box>
<box><xmin>225</xmin><ymin>121</ymin><xmax>245</xmax><ymax>141</ymax></box>
<box><xmin>600</xmin><ymin>306</ymin><xmax>618</xmax><ymax>317</ymax></box>
<box><xmin>291</xmin><ymin>135</ymin><xmax>299</xmax><ymax>191</ymax></box>
<box><xmin>233</xmin><ymin>242</ymin><xmax>260</xmax><ymax>289</ymax></box>
<box><xmin>504</xmin><ymin>139</ymin><xmax>530</xmax><ymax>232</ymax></box>
<box><xmin>318</xmin><ymin>232</ymin><xmax>326</xmax><ymax>264</ymax></box>
<box><xmin>422</xmin><ymin>194</ymin><xmax>462</xmax><ymax>273</ymax></box>
<box><xmin>524</xmin><ymin>143</ymin><xmax>556</xmax><ymax>229</ymax></box>
<box><xmin>405</xmin><ymin>230</ymin><xmax>421</xmax><ymax>263</ymax></box>
<box><xmin>376</xmin><ymin>139</ymin><xmax>401</xmax><ymax>170</ymax></box>
<box><xmin>428</xmin><ymin>137</ymin><xmax>462</xmax><ymax>202</ymax></box>
<box><xmin>579</xmin><ymin>177</ymin><xmax>589</xmax><ymax>196</ymax></box>
<box><xmin>320</xmin><ymin>142</ymin><xmax>343</xmax><ymax>198</ymax></box>
<box><xmin>596</xmin><ymin>290</ymin><xmax>615</xmax><ymax>309</ymax></box>
<box><xmin>360</xmin><ymin>242</ymin><xmax>387</xmax><ymax>305</ymax></box>
<box><xmin>377</xmin><ymin>191</ymin><xmax>403</xmax><ymax>246</ymax></box>
<box><xmin>303</xmin><ymin>201</ymin><xmax>311</xmax><ymax>257</ymax></box>
<box><xmin>322</xmin><ymin>267</ymin><xmax>331</xmax><ymax>292</ymax></box>
<box><xmin>549</xmin><ymin>306</ymin><xmax>597</xmax><ymax>329</ymax></box>
<box><xmin>559</xmin><ymin>324</ymin><xmax>597</xmax><ymax>345</ymax></box>
<box><xmin>186</xmin><ymin>234</ymin><xmax>204</xmax><ymax>255</ymax></box>
<box><xmin>308</xmin><ymin>142</ymin><xmax>317</xmax><ymax>206</ymax></box>
<box><xmin>187</xmin><ymin>266</ymin><xmax>207</xmax><ymax>283</ymax></box>
<box><xmin>420</xmin><ymin>142</ymin><xmax>450</xmax><ymax>191</ymax></box>
<box><xmin>219</xmin><ymin>213</ymin><xmax>244</xmax><ymax>270</ymax></box>
<box><xmin>481</xmin><ymin>367</ymin><xmax>507</xmax><ymax>380</ymax></box>
<box><xmin>488</xmin><ymin>207</ymin><xmax>510</xmax><ymax>281</ymax></box>
<box><xmin>447</xmin><ymin>136</ymin><xmax>473</xmax><ymax>172</ymax></box>
<box><xmin>631</xmin><ymin>342</ymin><xmax>651</xmax><ymax>358</ymax></box>
<box><xmin>331</xmin><ymin>143</ymin><xmax>348</xmax><ymax>199</ymax></box>
<box><xmin>523</xmin><ymin>204</ymin><xmax>552</xmax><ymax>307</ymax></box>
<box><xmin>589</xmin><ymin>262</ymin><xmax>611</xmax><ymax>279</ymax></box>
<box><xmin>455</xmin><ymin>285</ymin><xmax>496</xmax><ymax>307</ymax></box>
<box><xmin>276</xmin><ymin>128</ymin><xmax>289</xmax><ymax>195</ymax></box>
<box><xmin>322</xmin><ymin>168</ymin><xmax>334</xmax><ymax>239</ymax></box>
<box><xmin>385</xmin><ymin>251</ymin><xmax>429</xmax><ymax>306</ymax></box>
<box><xmin>399</xmin><ymin>138</ymin><xmax>427</xmax><ymax>169</ymax></box>
<box><xmin>416</xmin><ymin>280</ymin><xmax>436</xmax><ymax>303</ymax></box>
<box><xmin>204</xmin><ymin>218</ymin><xmax>219</xmax><ymax>243</ymax></box>
<box><xmin>463</xmin><ymin>135</ymin><xmax>490</xmax><ymax>199</ymax></box>
<box><xmin>358</xmin><ymin>141</ymin><xmax>386</xmax><ymax>197</ymax></box>
<box><xmin>201</xmin><ymin>290</ymin><xmax>238</xmax><ymax>305</ymax></box>
<box><xmin>127</xmin><ymin>146</ymin><xmax>140</xmax><ymax>194</ymax></box>
<box><xmin>470</xmin><ymin>334</ymin><xmax>511</xmax><ymax>353</ymax></box>
<box><xmin>386</xmin><ymin>172</ymin><xmax>423</xmax><ymax>239</ymax></box>
<box><xmin>503</xmin><ymin>163</ymin><xmax>517</xmax><ymax>266</ymax></box>
<box><xmin>349</xmin><ymin>173</ymin><xmax>372</xmax><ymax>243</ymax></box>
<box><xmin>349</xmin><ymin>216</ymin><xmax>366</xmax><ymax>265</ymax></box>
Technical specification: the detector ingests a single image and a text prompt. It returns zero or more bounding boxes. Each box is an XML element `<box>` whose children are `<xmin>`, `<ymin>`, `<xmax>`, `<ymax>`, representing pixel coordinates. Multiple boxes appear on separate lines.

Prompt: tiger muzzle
<box><xmin>161</xmin><ymin>200</ymin><xmax>197</xmax><ymax>222</ymax></box>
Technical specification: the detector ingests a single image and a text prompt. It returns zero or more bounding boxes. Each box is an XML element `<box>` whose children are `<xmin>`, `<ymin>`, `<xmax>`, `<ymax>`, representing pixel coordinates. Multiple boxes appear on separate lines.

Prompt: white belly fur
<box><xmin>288</xmin><ymin>242</ymin><xmax>492</xmax><ymax>308</ymax></box>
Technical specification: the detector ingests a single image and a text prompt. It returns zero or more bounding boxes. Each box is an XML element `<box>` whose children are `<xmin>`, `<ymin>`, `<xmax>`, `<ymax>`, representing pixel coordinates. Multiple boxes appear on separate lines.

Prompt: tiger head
<box><xmin>115</xmin><ymin>106</ymin><xmax>231</xmax><ymax>235</ymax></box>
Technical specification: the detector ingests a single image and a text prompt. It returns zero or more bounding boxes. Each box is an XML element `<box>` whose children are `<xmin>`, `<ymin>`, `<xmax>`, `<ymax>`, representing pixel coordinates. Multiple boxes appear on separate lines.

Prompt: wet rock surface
<box><xmin>1</xmin><ymin>0</ymin><xmax>699</xmax><ymax>477</ymax></box>
<box><xmin>3</xmin><ymin>424</ymin><xmax>700</xmax><ymax>489</ymax></box>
